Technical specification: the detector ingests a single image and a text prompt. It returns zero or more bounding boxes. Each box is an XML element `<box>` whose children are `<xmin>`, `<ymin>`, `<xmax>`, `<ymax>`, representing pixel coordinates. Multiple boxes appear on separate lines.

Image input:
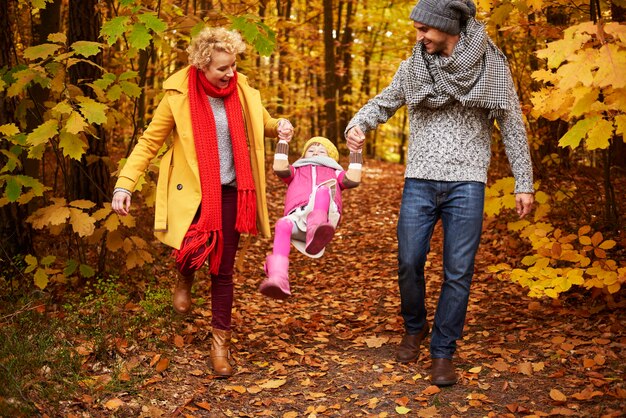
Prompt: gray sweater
<box><xmin>346</xmin><ymin>59</ymin><xmax>534</xmax><ymax>194</ymax></box>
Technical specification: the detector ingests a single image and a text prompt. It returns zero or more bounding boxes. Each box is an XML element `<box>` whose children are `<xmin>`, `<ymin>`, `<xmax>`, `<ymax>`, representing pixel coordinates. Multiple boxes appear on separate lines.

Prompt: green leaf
<box><xmin>120</xmin><ymin>81</ymin><xmax>142</xmax><ymax>98</ymax></box>
<box><xmin>64</xmin><ymin>111</ymin><xmax>88</xmax><ymax>135</ymax></box>
<box><xmin>128</xmin><ymin>23</ymin><xmax>152</xmax><ymax>50</ymax></box>
<box><xmin>71</xmin><ymin>41</ymin><xmax>103</xmax><ymax>58</ymax></box>
<box><xmin>0</xmin><ymin>148</ymin><xmax>21</xmax><ymax>174</ymax></box>
<box><xmin>101</xmin><ymin>16</ymin><xmax>131</xmax><ymax>45</ymax></box>
<box><xmin>59</xmin><ymin>131</ymin><xmax>87</xmax><ymax>160</ymax></box>
<box><xmin>137</xmin><ymin>13</ymin><xmax>167</xmax><ymax>33</ymax></box>
<box><xmin>93</xmin><ymin>73</ymin><xmax>117</xmax><ymax>90</ymax></box>
<box><xmin>5</xmin><ymin>176</ymin><xmax>21</xmax><ymax>202</ymax></box>
<box><xmin>77</xmin><ymin>96</ymin><xmax>108</xmax><ymax>124</ymax></box>
<box><xmin>63</xmin><ymin>259</ymin><xmax>79</xmax><ymax>276</ymax></box>
<box><xmin>120</xmin><ymin>0</ymin><xmax>136</xmax><ymax>6</ymax></box>
<box><xmin>119</xmin><ymin>70</ymin><xmax>138</xmax><ymax>81</ymax></box>
<box><xmin>0</xmin><ymin>123</ymin><xmax>20</xmax><ymax>137</ymax></box>
<box><xmin>24</xmin><ymin>43</ymin><xmax>62</xmax><ymax>61</ymax></box>
<box><xmin>47</xmin><ymin>32</ymin><xmax>67</xmax><ymax>44</ymax></box>
<box><xmin>26</xmin><ymin>119</ymin><xmax>58</xmax><ymax>147</ymax></box>
<box><xmin>190</xmin><ymin>22</ymin><xmax>206</xmax><ymax>39</ymax></box>
<box><xmin>40</xmin><ymin>255</ymin><xmax>56</xmax><ymax>266</ymax></box>
<box><xmin>559</xmin><ymin>117</ymin><xmax>599</xmax><ymax>149</ymax></box>
<box><xmin>79</xmin><ymin>264</ymin><xmax>96</xmax><ymax>278</ymax></box>
<box><xmin>24</xmin><ymin>254</ymin><xmax>38</xmax><ymax>273</ymax></box>
<box><xmin>106</xmin><ymin>84</ymin><xmax>123</xmax><ymax>101</ymax></box>
<box><xmin>18</xmin><ymin>175</ymin><xmax>46</xmax><ymax>196</ymax></box>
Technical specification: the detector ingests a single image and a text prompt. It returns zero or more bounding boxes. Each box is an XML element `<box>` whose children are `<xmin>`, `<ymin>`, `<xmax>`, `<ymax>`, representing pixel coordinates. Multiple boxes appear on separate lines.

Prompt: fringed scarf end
<box><xmin>236</xmin><ymin>189</ymin><xmax>258</xmax><ymax>235</ymax></box>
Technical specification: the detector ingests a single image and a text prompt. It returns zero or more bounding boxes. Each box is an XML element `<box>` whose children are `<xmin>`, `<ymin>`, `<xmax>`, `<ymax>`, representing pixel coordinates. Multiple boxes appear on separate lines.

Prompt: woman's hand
<box><xmin>346</xmin><ymin>126</ymin><xmax>366</xmax><ymax>152</ymax></box>
<box><xmin>277</xmin><ymin>119</ymin><xmax>294</xmax><ymax>142</ymax></box>
<box><xmin>111</xmin><ymin>190</ymin><xmax>132</xmax><ymax>216</ymax></box>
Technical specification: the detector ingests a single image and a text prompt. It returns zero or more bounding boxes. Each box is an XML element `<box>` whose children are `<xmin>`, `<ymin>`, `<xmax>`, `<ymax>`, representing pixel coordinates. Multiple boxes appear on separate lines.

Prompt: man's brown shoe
<box><xmin>173</xmin><ymin>273</ymin><xmax>194</xmax><ymax>314</ymax></box>
<box><xmin>431</xmin><ymin>358</ymin><xmax>457</xmax><ymax>386</ymax></box>
<box><xmin>395</xmin><ymin>325</ymin><xmax>429</xmax><ymax>363</ymax></box>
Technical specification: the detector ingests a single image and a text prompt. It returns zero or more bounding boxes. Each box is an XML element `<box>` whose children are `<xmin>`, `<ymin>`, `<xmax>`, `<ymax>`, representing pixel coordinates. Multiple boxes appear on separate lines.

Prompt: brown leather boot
<box><xmin>431</xmin><ymin>358</ymin><xmax>457</xmax><ymax>386</ymax></box>
<box><xmin>396</xmin><ymin>325</ymin><xmax>429</xmax><ymax>363</ymax></box>
<box><xmin>172</xmin><ymin>273</ymin><xmax>194</xmax><ymax>314</ymax></box>
<box><xmin>211</xmin><ymin>328</ymin><xmax>233</xmax><ymax>377</ymax></box>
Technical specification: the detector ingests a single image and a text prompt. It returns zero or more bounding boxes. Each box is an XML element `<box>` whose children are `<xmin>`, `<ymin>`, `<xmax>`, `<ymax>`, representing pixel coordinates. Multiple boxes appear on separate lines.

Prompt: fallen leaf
<box><xmin>173</xmin><ymin>335</ymin><xmax>184</xmax><ymax>348</ymax></box>
<box><xmin>422</xmin><ymin>385</ymin><xmax>441</xmax><ymax>396</ymax></box>
<box><xmin>155</xmin><ymin>357</ymin><xmax>169</xmax><ymax>372</ymax></box>
<box><xmin>260</xmin><ymin>379</ymin><xmax>287</xmax><ymax>389</ymax></box>
<box><xmin>364</xmin><ymin>336</ymin><xmax>389</xmax><ymax>348</ymax></box>
<box><xmin>282</xmin><ymin>412</ymin><xmax>298</xmax><ymax>418</ymax></box>
<box><xmin>395</xmin><ymin>406</ymin><xmax>411</xmax><ymax>414</ymax></box>
<box><xmin>247</xmin><ymin>385</ymin><xmax>263</xmax><ymax>394</ymax></box>
<box><xmin>394</xmin><ymin>396</ymin><xmax>409</xmax><ymax>406</ymax></box>
<box><xmin>550</xmin><ymin>388</ymin><xmax>567</xmax><ymax>402</ymax></box>
<box><xmin>104</xmin><ymin>398</ymin><xmax>124</xmax><ymax>410</ymax></box>
<box><xmin>225</xmin><ymin>385</ymin><xmax>246</xmax><ymax>393</ymax></box>
<box><xmin>189</xmin><ymin>369</ymin><xmax>204</xmax><ymax>376</ymax></box>
<box><xmin>417</xmin><ymin>405</ymin><xmax>439</xmax><ymax>417</ymax></box>
<box><xmin>518</xmin><ymin>362</ymin><xmax>533</xmax><ymax>376</ymax></box>
<box><xmin>468</xmin><ymin>366</ymin><xmax>482</xmax><ymax>374</ymax></box>
<box><xmin>195</xmin><ymin>401</ymin><xmax>211</xmax><ymax>411</ymax></box>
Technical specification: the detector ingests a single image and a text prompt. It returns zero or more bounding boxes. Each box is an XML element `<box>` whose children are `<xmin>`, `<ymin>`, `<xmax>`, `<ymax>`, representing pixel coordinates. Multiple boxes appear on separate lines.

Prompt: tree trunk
<box><xmin>68</xmin><ymin>0</ymin><xmax>111</xmax><ymax>206</ymax></box>
<box><xmin>0</xmin><ymin>0</ymin><xmax>34</xmax><ymax>269</ymax></box>
<box><xmin>322</xmin><ymin>0</ymin><xmax>338</xmax><ymax>143</ymax></box>
<box><xmin>337</xmin><ymin>0</ymin><xmax>355</xmax><ymax>138</ymax></box>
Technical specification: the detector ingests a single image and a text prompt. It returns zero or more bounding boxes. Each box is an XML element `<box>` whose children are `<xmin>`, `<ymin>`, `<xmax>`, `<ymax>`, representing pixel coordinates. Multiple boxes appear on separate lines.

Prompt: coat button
<box><xmin>177</xmin><ymin>184</ymin><xmax>183</xmax><ymax>190</ymax></box>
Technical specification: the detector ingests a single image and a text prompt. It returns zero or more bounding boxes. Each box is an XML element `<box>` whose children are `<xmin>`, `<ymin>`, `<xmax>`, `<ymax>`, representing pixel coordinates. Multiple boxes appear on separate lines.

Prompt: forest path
<box><xmin>109</xmin><ymin>160</ymin><xmax>625</xmax><ymax>417</ymax></box>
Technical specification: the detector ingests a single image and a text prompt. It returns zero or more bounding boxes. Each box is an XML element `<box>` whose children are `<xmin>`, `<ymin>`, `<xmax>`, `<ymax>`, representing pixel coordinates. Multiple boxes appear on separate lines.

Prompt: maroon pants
<box><xmin>176</xmin><ymin>186</ymin><xmax>240</xmax><ymax>331</ymax></box>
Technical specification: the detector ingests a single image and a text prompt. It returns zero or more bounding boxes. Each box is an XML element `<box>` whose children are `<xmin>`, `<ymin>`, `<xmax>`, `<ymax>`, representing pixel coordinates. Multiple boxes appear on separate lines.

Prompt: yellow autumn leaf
<box><xmin>585</xmin><ymin>118</ymin><xmax>613</xmax><ymax>150</ymax></box>
<box><xmin>104</xmin><ymin>398</ymin><xmax>124</xmax><ymax>410</ymax></box>
<box><xmin>483</xmin><ymin>197</ymin><xmax>501</xmax><ymax>217</ymax></box>
<box><xmin>550</xmin><ymin>388</ymin><xmax>567</xmax><ymax>402</ymax></box>
<box><xmin>579</xmin><ymin>235</ymin><xmax>592</xmax><ymax>245</ymax></box>
<box><xmin>395</xmin><ymin>406</ymin><xmax>411</xmax><ymax>414</ymax></box>
<box><xmin>468</xmin><ymin>366</ymin><xmax>482</xmax><ymax>374</ymax></box>
<box><xmin>225</xmin><ymin>385</ymin><xmax>246</xmax><ymax>393</ymax></box>
<box><xmin>599</xmin><ymin>239</ymin><xmax>616</xmax><ymax>250</ymax></box>
<box><xmin>69</xmin><ymin>208</ymin><xmax>95</xmax><ymax>237</ymax></box>
<box><xmin>364</xmin><ymin>336</ymin><xmax>389</xmax><ymax>348</ymax></box>
<box><xmin>282</xmin><ymin>412</ymin><xmax>298</xmax><ymax>418</ymax></box>
<box><xmin>259</xmin><ymin>379</ymin><xmax>286</xmax><ymax>389</ymax></box>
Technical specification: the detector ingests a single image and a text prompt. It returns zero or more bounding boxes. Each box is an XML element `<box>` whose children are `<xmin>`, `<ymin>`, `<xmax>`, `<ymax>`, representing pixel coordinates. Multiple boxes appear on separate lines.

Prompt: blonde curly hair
<box><xmin>187</xmin><ymin>27</ymin><xmax>247</xmax><ymax>69</ymax></box>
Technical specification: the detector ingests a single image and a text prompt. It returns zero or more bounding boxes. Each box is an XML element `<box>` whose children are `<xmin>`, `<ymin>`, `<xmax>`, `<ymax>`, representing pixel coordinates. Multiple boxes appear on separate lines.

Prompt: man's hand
<box><xmin>111</xmin><ymin>191</ymin><xmax>132</xmax><ymax>216</ymax></box>
<box><xmin>277</xmin><ymin>119</ymin><xmax>294</xmax><ymax>142</ymax></box>
<box><xmin>346</xmin><ymin>126</ymin><xmax>366</xmax><ymax>152</ymax></box>
<box><xmin>515</xmin><ymin>193</ymin><xmax>534</xmax><ymax>219</ymax></box>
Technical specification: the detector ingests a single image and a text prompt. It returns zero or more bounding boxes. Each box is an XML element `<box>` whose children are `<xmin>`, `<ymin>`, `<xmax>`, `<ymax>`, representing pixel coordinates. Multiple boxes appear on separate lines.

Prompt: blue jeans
<box><xmin>397</xmin><ymin>179</ymin><xmax>485</xmax><ymax>359</ymax></box>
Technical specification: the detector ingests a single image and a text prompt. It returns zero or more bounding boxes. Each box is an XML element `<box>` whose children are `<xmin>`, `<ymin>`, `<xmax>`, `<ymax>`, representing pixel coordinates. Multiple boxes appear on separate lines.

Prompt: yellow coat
<box><xmin>115</xmin><ymin>66</ymin><xmax>277</xmax><ymax>249</ymax></box>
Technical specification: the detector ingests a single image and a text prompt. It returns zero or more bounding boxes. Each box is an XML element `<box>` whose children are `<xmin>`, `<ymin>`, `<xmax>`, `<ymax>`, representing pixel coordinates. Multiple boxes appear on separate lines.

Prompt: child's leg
<box><xmin>314</xmin><ymin>185</ymin><xmax>331</xmax><ymax>212</ymax></box>
<box><xmin>306</xmin><ymin>186</ymin><xmax>335</xmax><ymax>255</ymax></box>
<box><xmin>260</xmin><ymin>217</ymin><xmax>293</xmax><ymax>300</ymax></box>
<box><xmin>272</xmin><ymin>217</ymin><xmax>294</xmax><ymax>257</ymax></box>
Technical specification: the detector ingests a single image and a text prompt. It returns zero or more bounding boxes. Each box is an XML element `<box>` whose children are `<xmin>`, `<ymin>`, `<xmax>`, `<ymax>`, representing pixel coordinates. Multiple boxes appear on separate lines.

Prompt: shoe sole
<box><xmin>306</xmin><ymin>224</ymin><xmax>335</xmax><ymax>255</ymax></box>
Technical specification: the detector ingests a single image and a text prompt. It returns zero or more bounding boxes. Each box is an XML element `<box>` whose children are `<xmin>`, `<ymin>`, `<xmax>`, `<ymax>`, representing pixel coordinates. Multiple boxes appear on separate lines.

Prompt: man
<box><xmin>345</xmin><ymin>0</ymin><xmax>534</xmax><ymax>386</ymax></box>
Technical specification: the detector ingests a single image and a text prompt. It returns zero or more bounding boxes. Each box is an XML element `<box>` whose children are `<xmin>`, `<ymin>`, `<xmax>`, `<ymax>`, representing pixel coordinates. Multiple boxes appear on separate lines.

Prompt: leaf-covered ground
<box><xmin>4</xmin><ymin>160</ymin><xmax>626</xmax><ymax>417</ymax></box>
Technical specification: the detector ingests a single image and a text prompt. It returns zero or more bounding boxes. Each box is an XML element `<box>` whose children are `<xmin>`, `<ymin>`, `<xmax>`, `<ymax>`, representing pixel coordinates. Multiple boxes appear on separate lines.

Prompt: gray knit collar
<box><xmin>405</xmin><ymin>18</ymin><xmax>513</xmax><ymax>117</ymax></box>
<box><xmin>293</xmin><ymin>156</ymin><xmax>343</xmax><ymax>171</ymax></box>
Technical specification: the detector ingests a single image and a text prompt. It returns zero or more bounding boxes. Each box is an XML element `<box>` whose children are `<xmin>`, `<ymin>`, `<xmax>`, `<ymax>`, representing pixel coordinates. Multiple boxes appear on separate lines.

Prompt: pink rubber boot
<box><xmin>260</xmin><ymin>254</ymin><xmax>291</xmax><ymax>299</ymax></box>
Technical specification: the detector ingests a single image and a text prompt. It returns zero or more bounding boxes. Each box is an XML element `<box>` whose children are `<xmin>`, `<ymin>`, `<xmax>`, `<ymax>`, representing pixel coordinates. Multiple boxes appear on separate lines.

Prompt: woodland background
<box><xmin>0</xmin><ymin>0</ymin><xmax>625</xmax><ymax>416</ymax></box>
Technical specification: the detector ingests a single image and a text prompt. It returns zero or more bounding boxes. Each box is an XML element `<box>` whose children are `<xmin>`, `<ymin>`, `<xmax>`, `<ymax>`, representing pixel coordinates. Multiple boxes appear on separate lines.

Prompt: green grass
<box><xmin>0</xmin><ymin>308</ymin><xmax>82</xmax><ymax>417</ymax></box>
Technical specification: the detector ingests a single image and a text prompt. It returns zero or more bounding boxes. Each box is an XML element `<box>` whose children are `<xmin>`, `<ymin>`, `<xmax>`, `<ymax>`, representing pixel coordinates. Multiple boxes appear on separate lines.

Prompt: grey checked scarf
<box><xmin>406</xmin><ymin>18</ymin><xmax>513</xmax><ymax>117</ymax></box>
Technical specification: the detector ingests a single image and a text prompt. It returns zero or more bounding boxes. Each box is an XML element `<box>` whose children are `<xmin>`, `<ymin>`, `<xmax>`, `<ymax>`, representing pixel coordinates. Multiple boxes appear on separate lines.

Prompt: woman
<box><xmin>111</xmin><ymin>27</ymin><xmax>294</xmax><ymax>377</ymax></box>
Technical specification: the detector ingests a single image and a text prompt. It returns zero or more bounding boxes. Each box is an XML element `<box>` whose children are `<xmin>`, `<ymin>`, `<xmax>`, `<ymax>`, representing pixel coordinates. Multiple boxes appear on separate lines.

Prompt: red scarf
<box><xmin>174</xmin><ymin>66</ymin><xmax>257</xmax><ymax>275</ymax></box>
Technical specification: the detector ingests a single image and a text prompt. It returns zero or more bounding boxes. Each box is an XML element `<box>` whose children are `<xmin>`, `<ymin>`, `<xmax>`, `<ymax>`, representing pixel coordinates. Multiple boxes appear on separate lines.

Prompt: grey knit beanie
<box><xmin>409</xmin><ymin>0</ymin><xmax>477</xmax><ymax>35</ymax></box>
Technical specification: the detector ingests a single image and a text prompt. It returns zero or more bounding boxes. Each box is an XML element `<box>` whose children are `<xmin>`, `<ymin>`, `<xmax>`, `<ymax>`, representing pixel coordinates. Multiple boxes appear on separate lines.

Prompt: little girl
<box><xmin>260</xmin><ymin>137</ymin><xmax>362</xmax><ymax>299</ymax></box>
